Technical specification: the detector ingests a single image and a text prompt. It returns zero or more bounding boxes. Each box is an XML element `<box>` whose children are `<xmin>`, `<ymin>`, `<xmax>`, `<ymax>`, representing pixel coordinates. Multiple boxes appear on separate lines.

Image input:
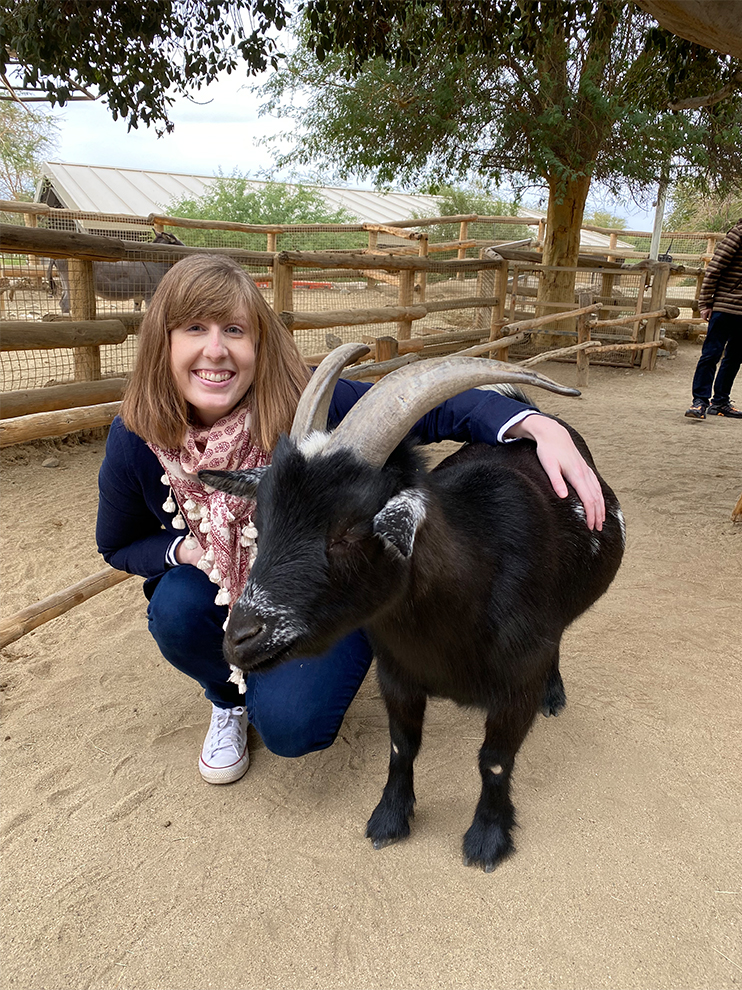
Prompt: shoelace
<box><xmin>204</xmin><ymin>707</ymin><xmax>246</xmax><ymax>760</ymax></box>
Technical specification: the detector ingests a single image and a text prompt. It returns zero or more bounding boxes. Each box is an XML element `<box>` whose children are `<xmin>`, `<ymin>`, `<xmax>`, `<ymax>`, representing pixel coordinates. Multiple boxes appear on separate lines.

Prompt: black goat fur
<box><xmin>201</xmin><ymin>420</ymin><xmax>624</xmax><ymax>871</ymax></box>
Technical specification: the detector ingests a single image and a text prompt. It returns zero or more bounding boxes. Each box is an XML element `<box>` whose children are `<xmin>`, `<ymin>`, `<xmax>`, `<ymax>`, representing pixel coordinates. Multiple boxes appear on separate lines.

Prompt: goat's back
<box><xmin>433</xmin><ymin>425</ymin><xmax>624</xmax><ymax>617</ymax></box>
<box><xmin>369</xmin><ymin>426</ymin><xmax>624</xmax><ymax>704</ymax></box>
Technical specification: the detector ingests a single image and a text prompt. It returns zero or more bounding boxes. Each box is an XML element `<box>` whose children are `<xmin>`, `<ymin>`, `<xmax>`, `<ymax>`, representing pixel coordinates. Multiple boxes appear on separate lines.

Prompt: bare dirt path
<box><xmin>1</xmin><ymin>341</ymin><xmax>740</xmax><ymax>990</ymax></box>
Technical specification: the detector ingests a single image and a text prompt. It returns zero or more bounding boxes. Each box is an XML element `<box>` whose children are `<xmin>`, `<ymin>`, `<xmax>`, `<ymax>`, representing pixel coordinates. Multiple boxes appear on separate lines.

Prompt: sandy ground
<box><xmin>1</xmin><ymin>341</ymin><xmax>740</xmax><ymax>990</ymax></box>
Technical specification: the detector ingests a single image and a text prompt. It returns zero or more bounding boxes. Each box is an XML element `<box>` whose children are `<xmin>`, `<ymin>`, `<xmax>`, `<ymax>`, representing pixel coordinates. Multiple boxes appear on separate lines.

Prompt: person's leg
<box><xmin>243</xmin><ymin>629</ymin><xmax>374</xmax><ymax>758</ymax></box>
<box><xmin>147</xmin><ymin>565</ymin><xmax>241</xmax><ymax>708</ymax></box>
<box><xmin>690</xmin><ymin>312</ymin><xmax>728</xmax><ymax>404</ymax></box>
<box><xmin>710</xmin><ymin>313</ymin><xmax>742</xmax><ymax>408</ymax></box>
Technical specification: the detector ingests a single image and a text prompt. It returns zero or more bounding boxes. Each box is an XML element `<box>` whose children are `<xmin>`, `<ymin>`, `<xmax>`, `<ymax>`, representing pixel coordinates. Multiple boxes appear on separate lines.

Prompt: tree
<box><xmin>164</xmin><ymin>175</ymin><xmax>363</xmax><ymax>250</ymax></box>
<box><xmin>261</xmin><ymin>1</ymin><xmax>742</xmax><ymax>307</ymax></box>
<box><xmin>0</xmin><ymin>101</ymin><xmax>58</xmax><ymax>200</ymax></box>
<box><xmin>582</xmin><ymin>210</ymin><xmax>627</xmax><ymax>231</ymax></box>
<box><xmin>0</xmin><ymin>1</ymin><xmax>290</xmax><ymax>135</ymax></box>
<box><xmin>666</xmin><ymin>181</ymin><xmax>742</xmax><ymax>232</ymax></box>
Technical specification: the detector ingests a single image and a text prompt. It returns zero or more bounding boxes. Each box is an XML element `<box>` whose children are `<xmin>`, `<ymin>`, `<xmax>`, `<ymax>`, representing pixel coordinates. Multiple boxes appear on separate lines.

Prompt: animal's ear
<box><xmin>372</xmin><ymin>489</ymin><xmax>427</xmax><ymax>558</ymax></box>
<box><xmin>199</xmin><ymin>467</ymin><xmax>268</xmax><ymax>499</ymax></box>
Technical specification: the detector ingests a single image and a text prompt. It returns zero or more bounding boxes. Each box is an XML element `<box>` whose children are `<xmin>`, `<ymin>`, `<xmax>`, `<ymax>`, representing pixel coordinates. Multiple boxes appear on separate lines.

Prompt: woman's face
<box><xmin>169</xmin><ymin>312</ymin><xmax>257</xmax><ymax>427</ymax></box>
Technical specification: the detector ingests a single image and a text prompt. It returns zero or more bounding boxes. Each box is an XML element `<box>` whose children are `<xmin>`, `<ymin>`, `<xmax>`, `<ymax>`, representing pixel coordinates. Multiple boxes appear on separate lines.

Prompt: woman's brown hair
<box><xmin>120</xmin><ymin>254</ymin><xmax>311</xmax><ymax>451</ymax></box>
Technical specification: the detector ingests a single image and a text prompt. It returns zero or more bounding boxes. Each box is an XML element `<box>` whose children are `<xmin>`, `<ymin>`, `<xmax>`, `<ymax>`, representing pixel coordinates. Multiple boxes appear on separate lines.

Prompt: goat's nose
<box><xmin>229</xmin><ymin>617</ymin><xmax>266</xmax><ymax>646</ymax></box>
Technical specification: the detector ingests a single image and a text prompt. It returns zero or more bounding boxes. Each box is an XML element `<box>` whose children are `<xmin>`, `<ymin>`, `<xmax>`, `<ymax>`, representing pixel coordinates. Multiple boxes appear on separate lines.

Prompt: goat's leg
<box><xmin>542</xmin><ymin>647</ymin><xmax>566</xmax><ymax>717</ymax></box>
<box><xmin>366</xmin><ymin>680</ymin><xmax>426</xmax><ymax>850</ymax></box>
<box><xmin>463</xmin><ymin>698</ymin><xmax>537</xmax><ymax>872</ymax></box>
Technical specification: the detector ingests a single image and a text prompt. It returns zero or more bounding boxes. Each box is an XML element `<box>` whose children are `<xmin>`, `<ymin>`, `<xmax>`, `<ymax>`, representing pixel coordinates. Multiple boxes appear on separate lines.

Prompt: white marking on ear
<box><xmin>373</xmin><ymin>489</ymin><xmax>427</xmax><ymax>558</ymax></box>
<box><xmin>298</xmin><ymin>431</ymin><xmax>331</xmax><ymax>458</ymax></box>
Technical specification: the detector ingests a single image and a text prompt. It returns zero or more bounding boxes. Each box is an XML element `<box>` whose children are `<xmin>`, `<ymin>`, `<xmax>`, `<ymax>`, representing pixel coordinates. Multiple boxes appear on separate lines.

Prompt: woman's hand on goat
<box><xmin>505</xmin><ymin>414</ymin><xmax>605</xmax><ymax>530</ymax></box>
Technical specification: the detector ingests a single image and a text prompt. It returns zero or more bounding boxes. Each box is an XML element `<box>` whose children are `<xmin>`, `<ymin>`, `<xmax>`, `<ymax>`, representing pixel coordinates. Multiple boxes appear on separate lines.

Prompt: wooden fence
<box><xmin>0</xmin><ymin>215</ymin><xmax>712</xmax><ymax>647</ymax></box>
<box><xmin>1</xmin><ymin>218</ymin><xmax>700</xmax><ymax>447</ymax></box>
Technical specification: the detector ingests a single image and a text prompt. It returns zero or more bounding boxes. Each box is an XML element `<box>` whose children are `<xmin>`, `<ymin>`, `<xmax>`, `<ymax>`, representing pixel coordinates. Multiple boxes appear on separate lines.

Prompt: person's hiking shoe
<box><xmin>684</xmin><ymin>400</ymin><xmax>708</xmax><ymax>419</ymax></box>
<box><xmin>708</xmin><ymin>401</ymin><xmax>742</xmax><ymax>418</ymax></box>
<box><xmin>199</xmin><ymin>704</ymin><xmax>249</xmax><ymax>784</ymax></box>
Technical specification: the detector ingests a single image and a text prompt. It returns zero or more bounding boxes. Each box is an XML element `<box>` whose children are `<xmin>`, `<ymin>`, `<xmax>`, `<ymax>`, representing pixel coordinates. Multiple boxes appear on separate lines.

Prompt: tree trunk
<box><xmin>537</xmin><ymin>173</ymin><xmax>592</xmax><ymax>342</ymax></box>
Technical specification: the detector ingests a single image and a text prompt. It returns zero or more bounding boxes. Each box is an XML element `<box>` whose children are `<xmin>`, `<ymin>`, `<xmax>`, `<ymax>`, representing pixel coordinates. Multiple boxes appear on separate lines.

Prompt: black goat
<box><xmin>48</xmin><ymin>231</ymin><xmax>184</xmax><ymax>313</ymax></box>
<box><xmin>201</xmin><ymin>345</ymin><xmax>625</xmax><ymax>871</ymax></box>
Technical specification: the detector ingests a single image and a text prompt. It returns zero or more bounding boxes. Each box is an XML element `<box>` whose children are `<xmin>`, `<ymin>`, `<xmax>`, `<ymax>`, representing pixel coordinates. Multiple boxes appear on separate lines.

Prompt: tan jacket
<box><xmin>698</xmin><ymin>219</ymin><xmax>742</xmax><ymax>317</ymax></box>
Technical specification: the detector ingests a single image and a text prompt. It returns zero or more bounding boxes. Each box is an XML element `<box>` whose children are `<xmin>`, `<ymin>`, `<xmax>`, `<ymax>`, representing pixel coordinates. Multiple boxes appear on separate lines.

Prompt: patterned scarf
<box><xmin>148</xmin><ymin>406</ymin><xmax>271</xmax><ymax>607</ymax></box>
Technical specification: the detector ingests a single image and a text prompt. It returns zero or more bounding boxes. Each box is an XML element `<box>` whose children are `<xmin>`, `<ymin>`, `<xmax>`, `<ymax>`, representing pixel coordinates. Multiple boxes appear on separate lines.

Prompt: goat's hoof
<box><xmin>541</xmin><ymin>699</ymin><xmax>566</xmax><ymax>717</ymax></box>
<box><xmin>463</xmin><ymin>855</ymin><xmax>498</xmax><ymax>873</ymax></box>
<box><xmin>371</xmin><ymin>836</ymin><xmax>401</xmax><ymax>851</ymax></box>
<box><xmin>462</xmin><ymin>822</ymin><xmax>514</xmax><ymax>872</ymax></box>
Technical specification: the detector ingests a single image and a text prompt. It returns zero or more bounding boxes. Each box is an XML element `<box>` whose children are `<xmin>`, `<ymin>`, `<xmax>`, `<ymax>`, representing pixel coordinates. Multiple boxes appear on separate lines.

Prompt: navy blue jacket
<box><xmin>97</xmin><ymin>378</ymin><xmax>536</xmax><ymax>580</ymax></box>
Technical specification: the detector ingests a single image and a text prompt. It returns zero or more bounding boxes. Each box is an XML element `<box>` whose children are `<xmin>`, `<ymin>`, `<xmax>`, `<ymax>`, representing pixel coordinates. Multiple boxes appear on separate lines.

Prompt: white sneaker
<box><xmin>198</xmin><ymin>704</ymin><xmax>250</xmax><ymax>784</ymax></box>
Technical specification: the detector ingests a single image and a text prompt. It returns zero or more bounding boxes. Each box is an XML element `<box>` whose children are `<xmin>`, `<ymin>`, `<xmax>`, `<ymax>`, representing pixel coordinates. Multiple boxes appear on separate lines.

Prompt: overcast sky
<box><xmin>46</xmin><ymin>70</ymin><xmax>659</xmax><ymax>231</ymax></box>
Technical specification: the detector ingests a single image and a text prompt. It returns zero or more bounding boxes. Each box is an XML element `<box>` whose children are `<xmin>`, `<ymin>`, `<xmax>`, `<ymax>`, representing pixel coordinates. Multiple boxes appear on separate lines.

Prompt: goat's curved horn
<box><xmin>290</xmin><ymin>342</ymin><xmax>371</xmax><ymax>442</ymax></box>
<box><xmin>322</xmin><ymin>355</ymin><xmax>580</xmax><ymax>467</ymax></box>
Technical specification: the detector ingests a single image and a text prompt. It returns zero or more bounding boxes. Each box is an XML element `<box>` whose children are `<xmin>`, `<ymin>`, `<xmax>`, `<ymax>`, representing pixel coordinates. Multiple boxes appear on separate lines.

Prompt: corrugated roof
<box><xmin>37</xmin><ymin>162</ymin><xmax>633</xmax><ymax>251</ymax></box>
<box><xmin>37</xmin><ymin>162</ymin><xmax>444</xmax><ymax>224</ymax></box>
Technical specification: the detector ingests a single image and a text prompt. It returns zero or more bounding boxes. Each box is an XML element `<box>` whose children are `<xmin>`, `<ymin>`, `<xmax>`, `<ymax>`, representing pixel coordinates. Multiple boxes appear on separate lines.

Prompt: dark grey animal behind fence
<box><xmin>201</xmin><ymin>345</ymin><xmax>626</xmax><ymax>873</ymax></box>
<box><xmin>48</xmin><ymin>231</ymin><xmax>185</xmax><ymax>313</ymax></box>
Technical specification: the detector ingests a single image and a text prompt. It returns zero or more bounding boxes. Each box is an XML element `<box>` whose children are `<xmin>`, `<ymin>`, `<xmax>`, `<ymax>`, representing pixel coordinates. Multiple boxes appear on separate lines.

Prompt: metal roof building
<box><xmin>35</xmin><ymin>161</ymin><xmax>634</xmax><ymax>252</ymax></box>
<box><xmin>36</xmin><ymin>162</ymin><xmax>443</xmax><ymax>225</ymax></box>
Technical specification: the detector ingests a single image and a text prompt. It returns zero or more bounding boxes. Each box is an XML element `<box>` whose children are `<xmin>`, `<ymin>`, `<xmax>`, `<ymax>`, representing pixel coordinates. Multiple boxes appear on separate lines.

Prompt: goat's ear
<box><xmin>372</xmin><ymin>490</ymin><xmax>427</xmax><ymax>558</ymax></box>
<box><xmin>198</xmin><ymin>467</ymin><xmax>268</xmax><ymax>499</ymax></box>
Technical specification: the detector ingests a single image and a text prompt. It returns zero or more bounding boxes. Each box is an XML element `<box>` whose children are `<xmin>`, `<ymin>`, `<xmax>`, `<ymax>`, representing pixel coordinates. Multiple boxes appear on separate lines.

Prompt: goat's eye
<box><xmin>327</xmin><ymin>525</ymin><xmax>369</xmax><ymax>552</ymax></box>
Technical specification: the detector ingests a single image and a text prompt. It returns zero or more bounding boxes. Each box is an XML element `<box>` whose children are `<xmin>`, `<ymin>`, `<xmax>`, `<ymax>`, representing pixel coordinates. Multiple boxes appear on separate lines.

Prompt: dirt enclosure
<box><xmin>1</xmin><ymin>341</ymin><xmax>740</xmax><ymax>990</ymax></box>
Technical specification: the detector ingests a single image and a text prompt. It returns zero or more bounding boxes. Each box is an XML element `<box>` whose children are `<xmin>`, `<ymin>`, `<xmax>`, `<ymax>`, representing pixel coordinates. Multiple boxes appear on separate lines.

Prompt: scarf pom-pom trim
<box><xmin>227</xmin><ymin>663</ymin><xmax>247</xmax><ymax>693</ymax></box>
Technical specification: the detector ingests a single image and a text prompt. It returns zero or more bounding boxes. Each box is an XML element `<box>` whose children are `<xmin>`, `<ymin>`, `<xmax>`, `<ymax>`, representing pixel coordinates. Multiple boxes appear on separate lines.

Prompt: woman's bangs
<box><xmin>166</xmin><ymin>269</ymin><xmax>257</xmax><ymax>334</ymax></box>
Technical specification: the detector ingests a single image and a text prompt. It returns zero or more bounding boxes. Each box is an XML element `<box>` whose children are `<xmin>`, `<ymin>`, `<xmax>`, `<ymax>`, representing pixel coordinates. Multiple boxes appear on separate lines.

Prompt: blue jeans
<box><xmin>691</xmin><ymin>311</ymin><xmax>742</xmax><ymax>405</ymax></box>
<box><xmin>146</xmin><ymin>566</ymin><xmax>374</xmax><ymax>757</ymax></box>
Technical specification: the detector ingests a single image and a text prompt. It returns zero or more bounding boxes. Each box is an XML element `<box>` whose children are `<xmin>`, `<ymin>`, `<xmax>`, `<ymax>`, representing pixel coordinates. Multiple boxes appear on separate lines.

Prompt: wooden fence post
<box><xmin>641</xmin><ymin>262</ymin><xmax>670</xmax><ymax>371</ymax></box>
<box><xmin>607</xmin><ymin>231</ymin><xmax>618</xmax><ymax>263</ymax></box>
<box><xmin>69</xmin><ymin>259</ymin><xmax>100</xmax><ymax>381</ymax></box>
<box><xmin>509</xmin><ymin>265</ymin><xmax>520</xmax><ymax>324</ymax></box>
<box><xmin>576</xmin><ymin>291</ymin><xmax>593</xmax><ymax>387</ymax></box>
<box><xmin>475</xmin><ymin>248</ymin><xmax>495</xmax><ymax>330</ymax></box>
<box><xmin>632</xmin><ymin>269</ymin><xmax>650</xmax><ymax>340</ymax></box>
<box><xmin>599</xmin><ymin>271</ymin><xmax>616</xmax><ymax>321</ymax></box>
<box><xmin>273</xmin><ymin>255</ymin><xmax>293</xmax><ymax>323</ymax></box>
<box><xmin>489</xmin><ymin>259</ymin><xmax>511</xmax><ymax>358</ymax></box>
<box><xmin>417</xmin><ymin>233</ymin><xmax>428</xmax><ymax>302</ymax></box>
<box><xmin>457</xmin><ymin>220</ymin><xmax>469</xmax><ymax>279</ymax></box>
<box><xmin>397</xmin><ymin>269</ymin><xmax>415</xmax><ymax>340</ymax></box>
<box><xmin>374</xmin><ymin>336</ymin><xmax>398</xmax><ymax>380</ymax></box>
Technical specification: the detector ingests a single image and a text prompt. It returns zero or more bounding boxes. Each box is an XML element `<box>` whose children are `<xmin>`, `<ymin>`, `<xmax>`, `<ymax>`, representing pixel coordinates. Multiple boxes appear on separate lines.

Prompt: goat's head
<box><xmin>152</xmin><ymin>230</ymin><xmax>186</xmax><ymax>246</ymax></box>
<box><xmin>201</xmin><ymin>343</ymin><xmax>580</xmax><ymax>674</ymax></box>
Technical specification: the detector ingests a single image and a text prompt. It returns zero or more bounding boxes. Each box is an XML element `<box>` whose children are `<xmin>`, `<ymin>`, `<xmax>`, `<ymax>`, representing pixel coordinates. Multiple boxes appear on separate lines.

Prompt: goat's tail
<box><xmin>476</xmin><ymin>383</ymin><xmax>538</xmax><ymax>409</ymax></box>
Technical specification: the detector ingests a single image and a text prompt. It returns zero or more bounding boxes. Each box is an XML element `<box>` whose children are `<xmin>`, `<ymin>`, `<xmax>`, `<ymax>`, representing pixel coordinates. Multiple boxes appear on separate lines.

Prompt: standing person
<box><xmin>97</xmin><ymin>254</ymin><xmax>605</xmax><ymax>785</ymax></box>
<box><xmin>685</xmin><ymin>218</ymin><xmax>742</xmax><ymax>419</ymax></box>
